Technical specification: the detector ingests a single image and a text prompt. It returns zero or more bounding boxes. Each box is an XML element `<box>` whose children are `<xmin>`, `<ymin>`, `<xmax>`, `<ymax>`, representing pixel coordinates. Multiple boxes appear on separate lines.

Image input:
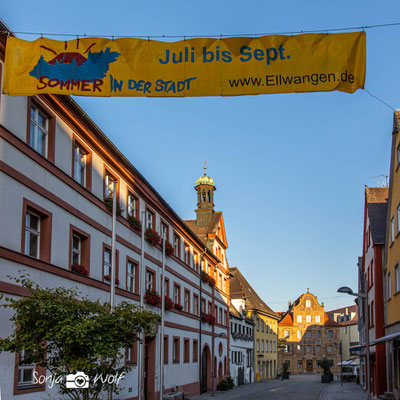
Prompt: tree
<box><xmin>0</xmin><ymin>275</ymin><xmax>159</xmax><ymax>400</ymax></box>
<box><xmin>319</xmin><ymin>357</ymin><xmax>333</xmax><ymax>375</ymax></box>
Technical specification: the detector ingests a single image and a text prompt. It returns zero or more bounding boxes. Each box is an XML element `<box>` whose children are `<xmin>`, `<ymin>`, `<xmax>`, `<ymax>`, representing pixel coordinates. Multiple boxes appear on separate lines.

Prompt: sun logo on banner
<box><xmin>29</xmin><ymin>41</ymin><xmax>121</xmax><ymax>81</ymax></box>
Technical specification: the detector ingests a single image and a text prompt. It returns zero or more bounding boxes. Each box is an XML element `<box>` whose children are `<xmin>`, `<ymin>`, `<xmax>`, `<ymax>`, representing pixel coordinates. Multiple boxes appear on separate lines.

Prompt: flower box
<box><xmin>145</xmin><ymin>229</ymin><xmax>161</xmax><ymax>246</ymax></box>
<box><xmin>201</xmin><ymin>271</ymin><xmax>215</xmax><ymax>287</ymax></box>
<box><xmin>164</xmin><ymin>296</ymin><xmax>173</xmax><ymax>311</ymax></box>
<box><xmin>174</xmin><ymin>303</ymin><xmax>183</xmax><ymax>311</ymax></box>
<box><xmin>201</xmin><ymin>312</ymin><xmax>216</xmax><ymax>325</ymax></box>
<box><xmin>104</xmin><ymin>275</ymin><xmax>119</xmax><ymax>285</ymax></box>
<box><xmin>104</xmin><ymin>196</ymin><xmax>123</xmax><ymax>215</ymax></box>
<box><xmin>127</xmin><ymin>215</ymin><xmax>141</xmax><ymax>231</ymax></box>
<box><xmin>165</xmin><ymin>241</ymin><xmax>174</xmax><ymax>256</ymax></box>
<box><xmin>71</xmin><ymin>264</ymin><xmax>88</xmax><ymax>276</ymax></box>
<box><xmin>144</xmin><ymin>289</ymin><xmax>161</xmax><ymax>306</ymax></box>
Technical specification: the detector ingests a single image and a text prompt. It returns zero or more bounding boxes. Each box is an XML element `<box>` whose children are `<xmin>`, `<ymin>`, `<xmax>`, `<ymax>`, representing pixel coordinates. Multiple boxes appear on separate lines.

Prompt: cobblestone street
<box><xmin>191</xmin><ymin>375</ymin><xmax>366</xmax><ymax>400</ymax></box>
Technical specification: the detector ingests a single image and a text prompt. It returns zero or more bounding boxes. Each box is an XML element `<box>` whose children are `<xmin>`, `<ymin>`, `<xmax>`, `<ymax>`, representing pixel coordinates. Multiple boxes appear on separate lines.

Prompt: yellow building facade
<box><xmin>229</xmin><ymin>267</ymin><xmax>279</xmax><ymax>381</ymax></box>
<box><xmin>251</xmin><ymin>311</ymin><xmax>279</xmax><ymax>381</ymax></box>
<box><xmin>278</xmin><ymin>290</ymin><xmax>340</xmax><ymax>375</ymax></box>
<box><xmin>383</xmin><ymin>110</ymin><xmax>400</xmax><ymax>398</ymax></box>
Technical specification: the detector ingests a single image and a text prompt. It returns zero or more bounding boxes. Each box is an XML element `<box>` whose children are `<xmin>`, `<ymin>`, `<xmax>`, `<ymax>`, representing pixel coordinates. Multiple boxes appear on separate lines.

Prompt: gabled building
<box><xmin>229</xmin><ymin>267</ymin><xmax>279</xmax><ymax>381</ymax></box>
<box><xmin>360</xmin><ymin>186</ymin><xmax>388</xmax><ymax>397</ymax></box>
<box><xmin>0</xmin><ymin>22</ymin><xmax>230</xmax><ymax>400</ymax></box>
<box><xmin>327</xmin><ymin>305</ymin><xmax>359</xmax><ymax>362</ymax></box>
<box><xmin>229</xmin><ymin>299</ymin><xmax>255</xmax><ymax>386</ymax></box>
<box><xmin>383</xmin><ymin>110</ymin><xmax>400</xmax><ymax>400</ymax></box>
<box><xmin>278</xmin><ymin>290</ymin><xmax>341</xmax><ymax>375</ymax></box>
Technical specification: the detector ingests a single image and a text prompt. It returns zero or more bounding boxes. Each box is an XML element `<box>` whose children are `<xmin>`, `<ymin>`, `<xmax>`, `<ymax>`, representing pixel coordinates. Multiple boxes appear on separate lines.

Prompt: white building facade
<box><xmin>229</xmin><ymin>298</ymin><xmax>254</xmax><ymax>386</ymax></box>
<box><xmin>0</xmin><ymin>24</ymin><xmax>230</xmax><ymax>400</ymax></box>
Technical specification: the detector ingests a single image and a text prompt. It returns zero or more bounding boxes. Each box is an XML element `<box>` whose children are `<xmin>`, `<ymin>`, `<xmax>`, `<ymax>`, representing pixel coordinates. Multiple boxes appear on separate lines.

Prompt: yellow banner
<box><xmin>2</xmin><ymin>32</ymin><xmax>366</xmax><ymax>97</ymax></box>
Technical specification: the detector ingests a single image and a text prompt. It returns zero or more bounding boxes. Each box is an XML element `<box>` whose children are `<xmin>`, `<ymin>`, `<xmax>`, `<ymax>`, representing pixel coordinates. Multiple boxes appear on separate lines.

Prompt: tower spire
<box><xmin>194</xmin><ymin>163</ymin><xmax>216</xmax><ymax>226</ymax></box>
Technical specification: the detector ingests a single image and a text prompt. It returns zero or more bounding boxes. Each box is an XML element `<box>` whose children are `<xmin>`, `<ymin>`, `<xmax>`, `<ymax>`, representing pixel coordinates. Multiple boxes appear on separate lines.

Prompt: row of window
<box><xmin>284</xmin><ymin>344</ymin><xmax>336</xmax><ymax>354</ymax></box>
<box><xmin>23</xmin><ymin>202</ymin><xmax>228</xmax><ymax>325</ymax></box>
<box><xmin>255</xmin><ymin>318</ymin><xmax>277</xmax><ymax>334</ymax></box>
<box><xmin>27</xmin><ymin>99</ymin><xmax>228</xmax><ymax>293</ymax></box>
<box><xmin>295</xmin><ymin>314</ymin><xmax>321</xmax><ymax>323</ymax></box>
<box><xmin>231</xmin><ymin>350</ymin><xmax>253</xmax><ymax>368</ymax></box>
<box><xmin>284</xmin><ymin>329</ymin><xmax>333</xmax><ymax>339</ymax></box>
<box><xmin>256</xmin><ymin>339</ymin><xmax>276</xmax><ymax>353</ymax></box>
<box><xmin>16</xmin><ymin>335</ymin><xmax>201</xmax><ymax>389</ymax></box>
<box><xmin>230</xmin><ymin>322</ymin><xmax>253</xmax><ymax>337</ymax></box>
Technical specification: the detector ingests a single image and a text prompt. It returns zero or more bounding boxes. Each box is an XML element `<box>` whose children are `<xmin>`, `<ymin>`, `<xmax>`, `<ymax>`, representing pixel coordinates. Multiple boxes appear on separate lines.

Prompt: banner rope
<box><xmin>363</xmin><ymin>89</ymin><xmax>395</xmax><ymax>111</ymax></box>
<box><xmin>1</xmin><ymin>21</ymin><xmax>400</xmax><ymax>39</ymax></box>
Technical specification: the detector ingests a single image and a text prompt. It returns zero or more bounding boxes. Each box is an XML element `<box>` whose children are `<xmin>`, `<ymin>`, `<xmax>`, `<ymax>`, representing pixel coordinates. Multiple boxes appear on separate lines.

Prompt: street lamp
<box><xmin>337</xmin><ymin>286</ymin><xmax>370</xmax><ymax>400</ymax></box>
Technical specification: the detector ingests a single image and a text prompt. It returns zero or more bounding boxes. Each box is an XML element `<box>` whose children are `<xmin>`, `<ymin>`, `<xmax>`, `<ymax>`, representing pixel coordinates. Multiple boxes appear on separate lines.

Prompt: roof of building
<box><xmin>184</xmin><ymin>212</ymin><xmax>223</xmax><ymax>246</ymax></box>
<box><xmin>229</xmin><ymin>267</ymin><xmax>278</xmax><ymax>319</ymax></box>
<box><xmin>229</xmin><ymin>303</ymin><xmax>243</xmax><ymax>320</ymax></box>
<box><xmin>365</xmin><ymin>187</ymin><xmax>388</xmax><ymax>245</ymax></box>
<box><xmin>324</xmin><ymin>313</ymin><xmax>341</xmax><ymax>327</ymax></box>
<box><xmin>327</xmin><ymin>304</ymin><xmax>358</xmax><ymax>315</ymax></box>
<box><xmin>279</xmin><ymin>313</ymin><xmax>294</xmax><ymax>326</ymax></box>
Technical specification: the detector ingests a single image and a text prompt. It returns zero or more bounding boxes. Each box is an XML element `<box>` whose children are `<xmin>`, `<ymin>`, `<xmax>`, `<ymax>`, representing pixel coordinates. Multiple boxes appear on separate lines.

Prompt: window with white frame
<box><xmin>306</xmin><ymin>315</ymin><xmax>311</xmax><ymax>323</ymax></box>
<box><xmin>145</xmin><ymin>271</ymin><xmax>154</xmax><ymax>291</ymax></box>
<box><xmin>391</xmin><ymin>216</ymin><xmax>395</xmax><ymax>243</ymax></box>
<box><xmin>284</xmin><ymin>330</ymin><xmax>290</xmax><ymax>337</ymax></box>
<box><xmin>173</xmin><ymin>234</ymin><xmax>180</xmax><ymax>257</ymax></box>
<box><xmin>315</xmin><ymin>315</ymin><xmax>321</xmax><ymax>323</ymax></box>
<box><xmin>127</xmin><ymin>261</ymin><xmax>136</xmax><ymax>293</ymax></box>
<box><xmin>395</xmin><ymin>264</ymin><xmax>400</xmax><ymax>294</ymax></box>
<box><xmin>184</xmin><ymin>290</ymin><xmax>189</xmax><ymax>312</ymax></box>
<box><xmin>173</xmin><ymin>285</ymin><xmax>180</xmax><ymax>305</ymax></box>
<box><xmin>104</xmin><ymin>173</ymin><xmax>116</xmax><ymax>198</ymax></box>
<box><xmin>328</xmin><ymin>330</ymin><xmax>333</xmax><ymax>338</ymax></box>
<box><xmin>297</xmin><ymin>344</ymin><xmax>301</xmax><ymax>352</ymax></box>
<box><xmin>297</xmin><ymin>315</ymin><xmax>302</xmax><ymax>323</ymax></box>
<box><xmin>256</xmin><ymin>339</ymin><xmax>260</xmax><ymax>352</ymax></box>
<box><xmin>127</xmin><ymin>194</ymin><xmax>137</xmax><ymax>218</ymax></box>
<box><xmin>71</xmin><ymin>234</ymin><xmax>81</xmax><ymax>265</ymax></box>
<box><xmin>184</xmin><ymin>243</ymin><xmax>190</xmax><ymax>265</ymax></box>
<box><xmin>398</xmin><ymin>205</ymin><xmax>400</xmax><ymax>233</ymax></box>
<box><xmin>30</xmin><ymin>103</ymin><xmax>49</xmax><ymax>157</ymax></box>
<box><xmin>73</xmin><ymin>143</ymin><xmax>86</xmax><ymax>186</ymax></box>
<box><xmin>25</xmin><ymin>211</ymin><xmax>41</xmax><ymax>258</ymax></box>
<box><xmin>297</xmin><ymin>330</ymin><xmax>302</xmax><ymax>339</ymax></box>
<box><xmin>193</xmin><ymin>295</ymin><xmax>198</xmax><ymax>315</ymax></box>
<box><xmin>388</xmin><ymin>272</ymin><xmax>392</xmax><ymax>298</ymax></box>
<box><xmin>266</xmin><ymin>340</ymin><xmax>269</xmax><ymax>352</ymax></box>
<box><xmin>306</xmin><ymin>300</ymin><xmax>311</xmax><ymax>307</ymax></box>
<box><xmin>103</xmin><ymin>248</ymin><xmax>112</xmax><ymax>278</ymax></box>
<box><xmin>17</xmin><ymin>350</ymin><xmax>35</xmax><ymax>387</ymax></box>
<box><xmin>261</xmin><ymin>340</ymin><xmax>264</xmax><ymax>352</ymax></box>
<box><xmin>146</xmin><ymin>210</ymin><xmax>154</xmax><ymax>230</ymax></box>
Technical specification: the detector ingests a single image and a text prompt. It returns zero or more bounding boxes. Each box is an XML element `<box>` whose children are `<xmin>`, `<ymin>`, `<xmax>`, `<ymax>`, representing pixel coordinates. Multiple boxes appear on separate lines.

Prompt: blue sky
<box><xmin>3</xmin><ymin>1</ymin><xmax>400</xmax><ymax>312</ymax></box>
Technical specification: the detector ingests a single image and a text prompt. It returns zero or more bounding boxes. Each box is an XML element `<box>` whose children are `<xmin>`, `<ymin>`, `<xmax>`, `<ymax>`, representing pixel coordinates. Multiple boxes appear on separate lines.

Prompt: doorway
<box><xmin>144</xmin><ymin>337</ymin><xmax>155</xmax><ymax>400</ymax></box>
<box><xmin>201</xmin><ymin>346</ymin><xmax>210</xmax><ymax>393</ymax></box>
<box><xmin>306</xmin><ymin>359</ymin><xmax>313</xmax><ymax>372</ymax></box>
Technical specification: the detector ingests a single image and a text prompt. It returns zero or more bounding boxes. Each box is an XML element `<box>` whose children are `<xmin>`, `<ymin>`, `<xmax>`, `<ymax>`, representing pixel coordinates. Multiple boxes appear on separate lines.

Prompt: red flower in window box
<box><xmin>104</xmin><ymin>196</ymin><xmax>123</xmax><ymax>216</ymax></box>
<box><xmin>201</xmin><ymin>271</ymin><xmax>215</xmax><ymax>287</ymax></box>
<box><xmin>104</xmin><ymin>275</ymin><xmax>119</xmax><ymax>285</ymax></box>
<box><xmin>164</xmin><ymin>241</ymin><xmax>174</xmax><ymax>256</ymax></box>
<box><xmin>201</xmin><ymin>312</ymin><xmax>216</xmax><ymax>325</ymax></box>
<box><xmin>164</xmin><ymin>296</ymin><xmax>174</xmax><ymax>311</ymax></box>
<box><xmin>128</xmin><ymin>215</ymin><xmax>141</xmax><ymax>231</ymax></box>
<box><xmin>71</xmin><ymin>264</ymin><xmax>89</xmax><ymax>276</ymax></box>
<box><xmin>144</xmin><ymin>289</ymin><xmax>161</xmax><ymax>306</ymax></box>
<box><xmin>174</xmin><ymin>303</ymin><xmax>183</xmax><ymax>311</ymax></box>
<box><xmin>145</xmin><ymin>229</ymin><xmax>161</xmax><ymax>246</ymax></box>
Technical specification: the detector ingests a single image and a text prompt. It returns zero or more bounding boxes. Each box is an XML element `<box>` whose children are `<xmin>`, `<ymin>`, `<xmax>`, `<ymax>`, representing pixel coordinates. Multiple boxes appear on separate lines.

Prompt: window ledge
<box><xmin>389</xmin><ymin>241</ymin><xmax>394</xmax><ymax>248</ymax></box>
<box><xmin>394</xmin><ymin>291</ymin><xmax>400</xmax><ymax>297</ymax></box>
<box><xmin>173</xmin><ymin>361</ymin><xmax>180</xmax><ymax>364</ymax></box>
